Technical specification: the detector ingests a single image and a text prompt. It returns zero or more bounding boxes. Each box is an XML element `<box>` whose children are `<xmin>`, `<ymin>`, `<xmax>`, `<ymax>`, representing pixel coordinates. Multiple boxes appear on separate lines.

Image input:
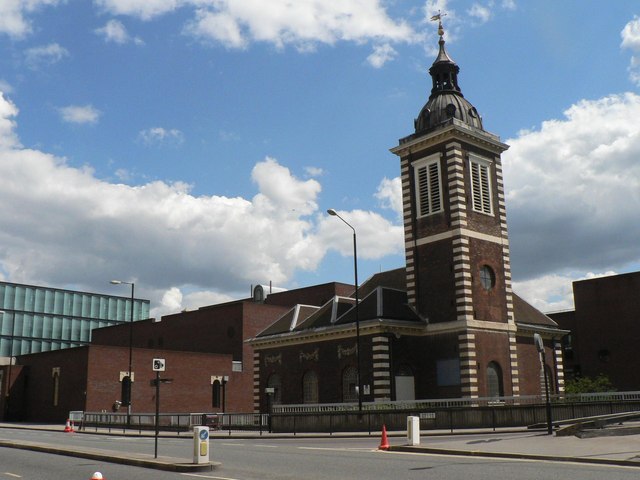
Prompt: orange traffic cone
<box><xmin>378</xmin><ymin>424</ymin><xmax>390</xmax><ymax>450</ymax></box>
<box><xmin>64</xmin><ymin>419</ymin><xmax>74</xmax><ymax>433</ymax></box>
<box><xmin>90</xmin><ymin>472</ymin><xmax>104</xmax><ymax>480</ymax></box>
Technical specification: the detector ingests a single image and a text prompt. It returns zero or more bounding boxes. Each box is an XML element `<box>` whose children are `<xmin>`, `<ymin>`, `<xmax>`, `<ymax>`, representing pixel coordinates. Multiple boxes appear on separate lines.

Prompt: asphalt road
<box><xmin>2</xmin><ymin>430</ymin><xmax>640</xmax><ymax>480</ymax></box>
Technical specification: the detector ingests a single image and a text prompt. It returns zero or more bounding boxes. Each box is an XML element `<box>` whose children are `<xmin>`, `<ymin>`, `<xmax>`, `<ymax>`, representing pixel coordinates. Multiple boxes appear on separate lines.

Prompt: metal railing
<box><xmin>272</xmin><ymin>391</ymin><xmax>640</xmax><ymax>414</ymax></box>
<box><xmin>80</xmin><ymin>412</ymin><xmax>269</xmax><ymax>434</ymax></box>
<box><xmin>77</xmin><ymin>391</ymin><xmax>640</xmax><ymax>435</ymax></box>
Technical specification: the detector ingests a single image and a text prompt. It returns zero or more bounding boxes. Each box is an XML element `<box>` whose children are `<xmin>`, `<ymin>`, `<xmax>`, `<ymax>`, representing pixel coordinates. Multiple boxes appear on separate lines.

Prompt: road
<box><xmin>1</xmin><ymin>429</ymin><xmax>640</xmax><ymax>480</ymax></box>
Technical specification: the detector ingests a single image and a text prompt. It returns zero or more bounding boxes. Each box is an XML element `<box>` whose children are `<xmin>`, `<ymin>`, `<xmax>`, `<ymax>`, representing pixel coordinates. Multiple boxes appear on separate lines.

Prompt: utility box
<box><xmin>193</xmin><ymin>426</ymin><xmax>210</xmax><ymax>464</ymax></box>
<box><xmin>407</xmin><ymin>416</ymin><xmax>420</xmax><ymax>446</ymax></box>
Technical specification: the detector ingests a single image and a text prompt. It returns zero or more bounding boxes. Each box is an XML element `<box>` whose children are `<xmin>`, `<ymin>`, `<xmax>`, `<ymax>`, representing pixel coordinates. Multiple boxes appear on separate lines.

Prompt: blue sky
<box><xmin>1</xmin><ymin>0</ymin><xmax>639</xmax><ymax>317</ymax></box>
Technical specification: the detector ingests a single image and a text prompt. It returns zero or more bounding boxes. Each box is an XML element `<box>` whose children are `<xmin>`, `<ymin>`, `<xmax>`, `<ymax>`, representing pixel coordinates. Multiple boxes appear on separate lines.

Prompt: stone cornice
<box><xmin>390</xmin><ymin>120</ymin><xmax>509</xmax><ymax>158</ymax></box>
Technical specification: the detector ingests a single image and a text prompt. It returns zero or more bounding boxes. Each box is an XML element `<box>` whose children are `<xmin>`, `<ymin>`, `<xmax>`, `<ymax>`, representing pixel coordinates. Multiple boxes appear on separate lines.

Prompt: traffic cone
<box><xmin>64</xmin><ymin>419</ymin><xmax>73</xmax><ymax>433</ymax></box>
<box><xmin>378</xmin><ymin>424</ymin><xmax>390</xmax><ymax>450</ymax></box>
<box><xmin>90</xmin><ymin>472</ymin><xmax>104</xmax><ymax>480</ymax></box>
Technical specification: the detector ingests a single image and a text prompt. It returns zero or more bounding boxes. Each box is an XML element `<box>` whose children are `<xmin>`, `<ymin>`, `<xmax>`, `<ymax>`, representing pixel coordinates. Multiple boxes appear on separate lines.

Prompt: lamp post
<box><xmin>327</xmin><ymin>208</ymin><xmax>363</xmax><ymax>415</ymax></box>
<box><xmin>110</xmin><ymin>280</ymin><xmax>135</xmax><ymax>427</ymax></box>
<box><xmin>0</xmin><ymin>310</ymin><xmax>16</xmax><ymax>420</ymax></box>
<box><xmin>534</xmin><ymin>333</ymin><xmax>553</xmax><ymax>435</ymax></box>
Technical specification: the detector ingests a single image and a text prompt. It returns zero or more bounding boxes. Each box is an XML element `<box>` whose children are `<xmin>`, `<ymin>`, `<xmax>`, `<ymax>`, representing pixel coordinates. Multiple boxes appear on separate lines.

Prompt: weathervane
<box><xmin>430</xmin><ymin>11</ymin><xmax>447</xmax><ymax>38</ymax></box>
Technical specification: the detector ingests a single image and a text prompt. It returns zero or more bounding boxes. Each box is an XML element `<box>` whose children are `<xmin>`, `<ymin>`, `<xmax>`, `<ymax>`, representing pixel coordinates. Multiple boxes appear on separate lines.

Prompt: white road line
<box><xmin>180</xmin><ymin>473</ymin><xmax>240</xmax><ymax>480</ymax></box>
<box><xmin>3</xmin><ymin>473</ymin><xmax>22</xmax><ymax>478</ymax></box>
<box><xmin>254</xmin><ymin>444</ymin><xmax>278</xmax><ymax>448</ymax></box>
<box><xmin>220</xmin><ymin>443</ymin><xmax>244</xmax><ymax>446</ymax></box>
<box><xmin>297</xmin><ymin>447</ymin><xmax>372</xmax><ymax>452</ymax></box>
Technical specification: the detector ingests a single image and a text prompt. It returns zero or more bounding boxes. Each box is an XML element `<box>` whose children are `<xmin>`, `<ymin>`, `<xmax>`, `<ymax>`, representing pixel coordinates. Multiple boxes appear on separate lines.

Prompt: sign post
<box><xmin>152</xmin><ymin>358</ymin><xmax>166</xmax><ymax>458</ymax></box>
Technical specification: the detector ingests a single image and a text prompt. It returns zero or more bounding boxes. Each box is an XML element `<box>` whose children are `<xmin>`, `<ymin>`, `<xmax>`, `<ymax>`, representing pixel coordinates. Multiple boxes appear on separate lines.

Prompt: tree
<box><xmin>564</xmin><ymin>374</ymin><xmax>616</xmax><ymax>394</ymax></box>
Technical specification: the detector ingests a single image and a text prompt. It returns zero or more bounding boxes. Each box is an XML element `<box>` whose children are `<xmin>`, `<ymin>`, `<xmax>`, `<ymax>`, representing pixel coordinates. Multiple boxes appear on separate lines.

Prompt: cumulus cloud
<box><xmin>318</xmin><ymin>209</ymin><xmax>404</xmax><ymax>260</ymax></box>
<box><xmin>375</xmin><ymin>177</ymin><xmax>402</xmax><ymax>219</ymax></box>
<box><xmin>304</xmin><ymin>166</ymin><xmax>324</xmax><ymax>177</ymax></box>
<box><xmin>95</xmin><ymin>19</ymin><xmax>143</xmax><ymax>45</ymax></box>
<box><xmin>513</xmin><ymin>270</ymin><xmax>617</xmax><ymax>313</ymax></box>
<box><xmin>468</xmin><ymin>3</ymin><xmax>492</xmax><ymax>24</ymax></box>
<box><xmin>58</xmin><ymin>104</ymin><xmax>101</xmax><ymax>124</ymax></box>
<box><xmin>138</xmin><ymin>127</ymin><xmax>184</xmax><ymax>145</ymax></box>
<box><xmin>97</xmin><ymin>0</ymin><xmax>417</xmax><ymax>52</ymax></box>
<box><xmin>621</xmin><ymin>16</ymin><xmax>640</xmax><ymax>86</ymax></box>
<box><xmin>0</xmin><ymin>92</ymin><xmax>401</xmax><ymax>314</ymax></box>
<box><xmin>95</xmin><ymin>0</ymin><xmax>182</xmax><ymax>21</ymax></box>
<box><xmin>0</xmin><ymin>0</ymin><xmax>60</xmax><ymax>39</ymax></box>
<box><xmin>367</xmin><ymin>44</ymin><xmax>397</xmax><ymax>68</ymax></box>
<box><xmin>25</xmin><ymin>43</ymin><xmax>69</xmax><ymax>69</ymax></box>
<box><xmin>504</xmin><ymin>93</ymin><xmax>640</xmax><ymax>284</ymax></box>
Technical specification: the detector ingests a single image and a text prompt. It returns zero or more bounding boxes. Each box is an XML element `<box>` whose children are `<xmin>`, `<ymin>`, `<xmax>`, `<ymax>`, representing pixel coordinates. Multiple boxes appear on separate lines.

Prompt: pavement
<box><xmin>2</xmin><ymin>422</ymin><xmax>640</xmax><ymax>471</ymax></box>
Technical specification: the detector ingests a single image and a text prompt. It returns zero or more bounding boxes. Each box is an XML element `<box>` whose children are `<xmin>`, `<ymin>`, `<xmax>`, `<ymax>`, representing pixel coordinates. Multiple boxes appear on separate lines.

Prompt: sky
<box><xmin>0</xmin><ymin>0</ymin><xmax>639</xmax><ymax>318</ymax></box>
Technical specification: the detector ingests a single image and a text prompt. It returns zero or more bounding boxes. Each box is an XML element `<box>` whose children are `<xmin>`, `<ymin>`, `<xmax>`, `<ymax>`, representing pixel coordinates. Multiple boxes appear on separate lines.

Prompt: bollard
<box><xmin>193</xmin><ymin>426</ymin><xmax>210</xmax><ymax>464</ymax></box>
<box><xmin>407</xmin><ymin>416</ymin><xmax>420</xmax><ymax>446</ymax></box>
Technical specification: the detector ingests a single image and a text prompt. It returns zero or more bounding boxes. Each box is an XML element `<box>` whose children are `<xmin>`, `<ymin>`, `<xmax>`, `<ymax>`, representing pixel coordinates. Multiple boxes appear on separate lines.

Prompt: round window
<box><xmin>479</xmin><ymin>265</ymin><xmax>496</xmax><ymax>290</ymax></box>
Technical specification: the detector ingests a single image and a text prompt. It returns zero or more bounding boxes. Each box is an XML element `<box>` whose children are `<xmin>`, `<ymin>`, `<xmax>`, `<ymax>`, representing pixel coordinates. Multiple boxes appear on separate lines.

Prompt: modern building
<box><xmin>0</xmin><ymin>280</ymin><xmax>150</xmax><ymax>357</ymax></box>
<box><xmin>248</xmin><ymin>20</ymin><xmax>568</xmax><ymax>410</ymax></box>
<box><xmin>549</xmin><ymin>271</ymin><xmax>640</xmax><ymax>391</ymax></box>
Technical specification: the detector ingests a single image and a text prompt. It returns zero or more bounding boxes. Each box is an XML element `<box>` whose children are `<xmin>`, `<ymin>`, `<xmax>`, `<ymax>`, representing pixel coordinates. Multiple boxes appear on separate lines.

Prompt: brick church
<box><xmin>249</xmin><ymin>20</ymin><xmax>566</xmax><ymax>411</ymax></box>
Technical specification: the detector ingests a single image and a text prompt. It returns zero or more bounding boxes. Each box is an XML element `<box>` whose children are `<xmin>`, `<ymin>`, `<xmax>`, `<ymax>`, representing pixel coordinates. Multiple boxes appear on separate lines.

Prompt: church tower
<box><xmin>390</xmin><ymin>19</ymin><xmax>519</xmax><ymax>398</ymax></box>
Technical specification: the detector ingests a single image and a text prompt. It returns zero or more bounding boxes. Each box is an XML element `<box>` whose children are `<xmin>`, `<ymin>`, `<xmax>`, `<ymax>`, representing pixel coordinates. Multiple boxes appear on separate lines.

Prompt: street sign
<box><xmin>152</xmin><ymin>358</ymin><xmax>166</xmax><ymax>372</ymax></box>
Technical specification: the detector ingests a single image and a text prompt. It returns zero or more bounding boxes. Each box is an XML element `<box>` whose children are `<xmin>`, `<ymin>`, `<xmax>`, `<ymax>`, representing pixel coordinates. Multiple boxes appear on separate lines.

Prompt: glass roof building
<box><xmin>0</xmin><ymin>281</ymin><xmax>150</xmax><ymax>357</ymax></box>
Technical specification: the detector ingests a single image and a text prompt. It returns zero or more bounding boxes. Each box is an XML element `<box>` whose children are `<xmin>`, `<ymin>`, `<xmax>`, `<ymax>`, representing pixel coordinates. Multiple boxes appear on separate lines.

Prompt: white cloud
<box><xmin>0</xmin><ymin>0</ymin><xmax>60</xmax><ymax>39</ymax></box>
<box><xmin>97</xmin><ymin>0</ymin><xmax>418</xmax><ymax>51</ymax></box>
<box><xmin>367</xmin><ymin>43</ymin><xmax>397</xmax><ymax>68</ymax></box>
<box><xmin>58</xmin><ymin>104</ymin><xmax>101</xmax><ymax>124</ymax></box>
<box><xmin>304</xmin><ymin>166</ymin><xmax>324</xmax><ymax>177</ymax></box>
<box><xmin>501</xmin><ymin>0</ymin><xmax>516</xmax><ymax>11</ymax></box>
<box><xmin>95</xmin><ymin>19</ymin><xmax>143</xmax><ymax>45</ymax></box>
<box><xmin>621</xmin><ymin>16</ymin><xmax>640</xmax><ymax>50</ymax></box>
<box><xmin>504</xmin><ymin>93</ymin><xmax>640</xmax><ymax>284</ymax></box>
<box><xmin>0</xmin><ymin>92</ymin><xmax>402</xmax><ymax>311</ymax></box>
<box><xmin>95</xmin><ymin>0</ymin><xmax>182</xmax><ymax>21</ymax></box>
<box><xmin>513</xmin><ymin>270</ymin><xmax>617</xmax><ymax>313</ymax></box>
<box><xmin>468</xmin><ymin>4</ymin><xmax>492</xmax><ymax>24</ymax></box>
<box><xmin>621</xmin><ymin>16</ymin><xmax>640</xmax><ymax>86</ymax></box>
<box><xmin>0</xmin><ymin>94</ymin><xmax>20</xmax><ymax>149</ymax></box>
<box><xmin>0</xmin><ymin>80</ymin><xmax>14</xmax><ymax>94</ymax></box>
<box><xmin>374</xmin><ymin>176</ymin><xmax>402</xmax><ymax>218</ymax></box>
<box><xmin>138</xmin><ymin>127</ymin><xmax>184</xmax><ymax>145</ymax></box>
<box><xmin>25</xmin><ymin>43</ymin><xmax>69</xmax><ymax>69</ymax></box>
<box><xmin>318</xmin><ymin>208</ymin><xmax>404</xmax><ymax>260</ymax></box>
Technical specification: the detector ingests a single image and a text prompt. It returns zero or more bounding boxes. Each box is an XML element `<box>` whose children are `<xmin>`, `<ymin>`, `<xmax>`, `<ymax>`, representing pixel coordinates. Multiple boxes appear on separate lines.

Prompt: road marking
<box><xmin>3</xmin><ymin>473</ymin><xmax>22</xmax><ymax>478</ymax></box>
<box><xmin>180</xmin><ymin>474</ymin><xmax>239</xmax><ymax>480</ymax></box>
<box><xmin>254</xmin><ymin>444</ymin><xmax>278</xmax><ymax>448</ymax></box>
<box><xmin>220</xmin><ymin>443</ymin><xmax>245</xmax><ymax>446</ymax></box>
<box><xmin>297</xmin><ymin>447</ymin><xmax>372</xmax><ymax>452</ymax></box>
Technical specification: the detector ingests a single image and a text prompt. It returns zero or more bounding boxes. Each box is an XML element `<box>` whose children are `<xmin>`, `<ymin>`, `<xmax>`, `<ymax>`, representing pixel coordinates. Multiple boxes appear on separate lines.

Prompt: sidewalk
<box><xmin>388</xmin><ymin>428</ymin><xmax>640</xmax><ymax>468</ymax></box>
<box><xmin>2</xmin><ymin>422</ymin><xmax>640</xmax><ymax>469</ymax></box>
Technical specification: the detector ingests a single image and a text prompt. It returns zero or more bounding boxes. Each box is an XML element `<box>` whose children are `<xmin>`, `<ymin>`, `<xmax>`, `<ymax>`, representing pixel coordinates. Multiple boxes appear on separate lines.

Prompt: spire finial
<box><xmin>430</xmin><ymin>11</ymin><xmax>447</xmax><ymax>39</ymax></box>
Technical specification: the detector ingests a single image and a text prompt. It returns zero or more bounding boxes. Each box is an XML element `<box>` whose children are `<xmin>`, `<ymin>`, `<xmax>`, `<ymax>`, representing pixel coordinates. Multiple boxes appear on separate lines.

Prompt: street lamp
<box><xmin>534</xmin><ymin>333</ymin><xmax>553</xmax><ymax>435</ymax></box>
<box><xmin>0</xmin><ymin>310</ymin><xmax>16</xmax><ymax>420</ymax></box>
<box><xmin>327</xmin><ymin>208</ymin><xmax>363</xmax><ymax>415</ymax></box>
<box><xmin>110</xmin><ymin>280</ymin><xmax>135</xmax><ymax>427</ymax></box>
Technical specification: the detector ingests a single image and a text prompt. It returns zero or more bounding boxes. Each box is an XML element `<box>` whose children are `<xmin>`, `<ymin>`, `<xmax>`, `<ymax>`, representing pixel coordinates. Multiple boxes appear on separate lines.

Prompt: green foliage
<box><xmin>564</xmin><ymin>374</ymin><xmax>616</xmax><ymax>394</ymax></box>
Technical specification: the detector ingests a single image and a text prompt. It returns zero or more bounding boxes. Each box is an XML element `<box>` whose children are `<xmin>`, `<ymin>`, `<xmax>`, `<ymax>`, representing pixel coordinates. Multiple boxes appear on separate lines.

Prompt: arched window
<box><xmin>212</xmin><ymin>380</ymin><xmax>221</xmax><ymax>408</ymax></box>
<box><xmin>302</xmin><ymin>370</ymin><xmax>318</xmax><ymax>404</ymax></box>
<box><xmin>342</xmin><ymin>366</ymin><xmax>358</xmax><ymax>403</ymax></box>
<box><xmin>267</xmin><ymin>374</ymin><xmax>282</xmax><ymax>405</ymax></box>
<box><xmin>486</xmin><ymin>361</ymin><xmax>503</xmax><ymax>399</ymax></box>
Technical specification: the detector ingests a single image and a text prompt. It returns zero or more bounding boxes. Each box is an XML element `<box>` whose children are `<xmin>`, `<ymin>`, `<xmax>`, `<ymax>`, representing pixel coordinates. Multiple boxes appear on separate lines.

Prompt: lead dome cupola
<box><xmin>414</xmin><ymin>19</ymin><xmax>483</xmax><ymax>133</ymax></box>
